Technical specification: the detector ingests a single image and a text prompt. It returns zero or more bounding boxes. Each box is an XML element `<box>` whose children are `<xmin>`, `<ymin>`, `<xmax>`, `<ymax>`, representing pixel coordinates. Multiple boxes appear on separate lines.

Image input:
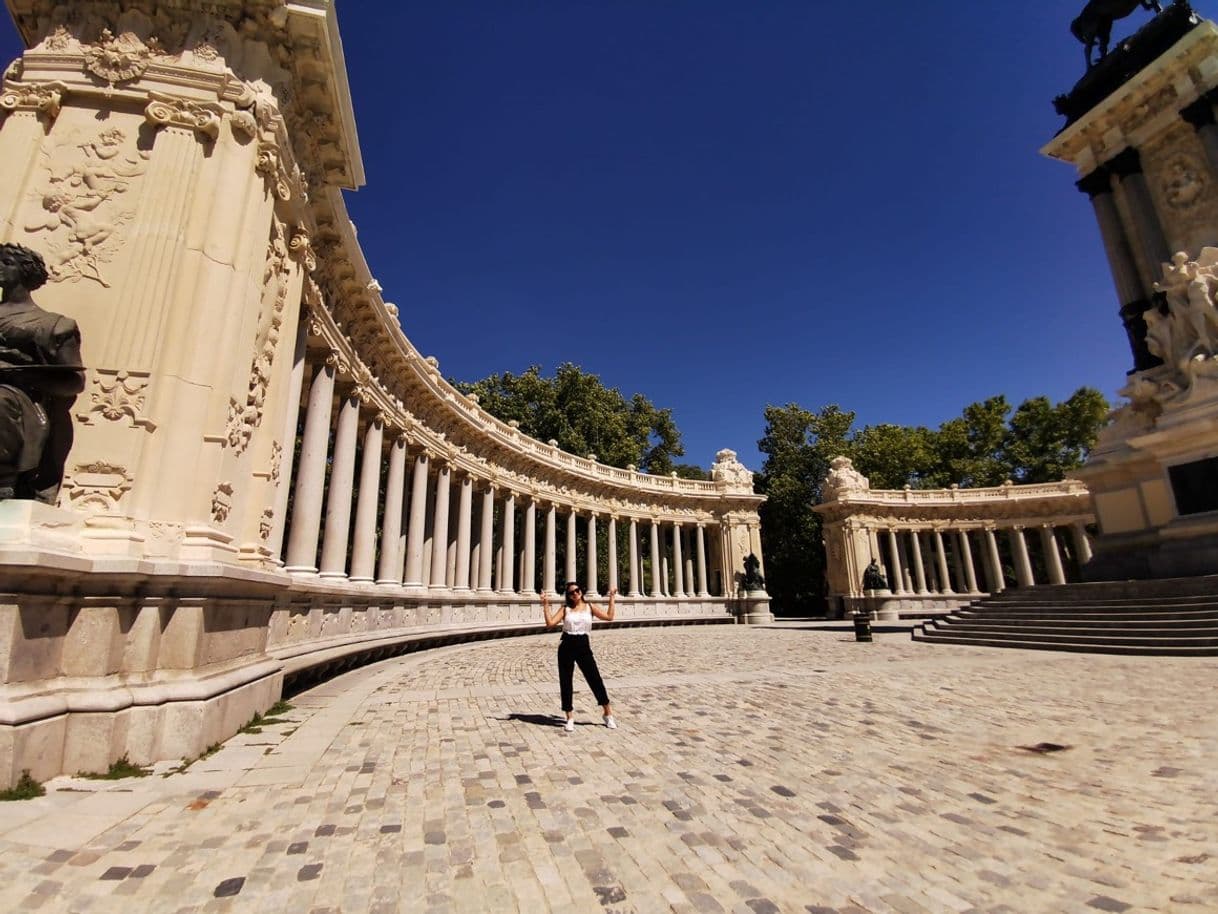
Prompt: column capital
<box><xmin>145</xmin><ymin>91</ymin><xmax>223</xmax><ymax>140</ymax></box>
<box><xmin>1180</xmin><ymin>95</ymin><xmax>1217</xmax><ymax>130</ymax></box>
<box><xmin>1075</xmin><ymin>167</ymin><xmax>1113</xmax><ymax>199</ymax></box>
<box><xmin>1106</xmin><ymin>147</ymin><xmax>1142</xmax><ymax>180</ymax></box>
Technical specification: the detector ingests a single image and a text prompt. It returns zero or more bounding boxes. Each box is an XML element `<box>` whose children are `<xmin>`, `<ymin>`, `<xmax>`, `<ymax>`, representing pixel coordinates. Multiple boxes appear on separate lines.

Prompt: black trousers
<box><xmin>558</xmin><ymin>633</ymin><xmax>610</xmax><ymax>712</ymax></box>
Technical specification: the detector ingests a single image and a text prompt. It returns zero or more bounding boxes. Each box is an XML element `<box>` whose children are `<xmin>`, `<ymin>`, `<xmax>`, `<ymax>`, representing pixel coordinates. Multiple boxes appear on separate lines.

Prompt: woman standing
<box><xmin>542</xmin><ymin>581</ymin><xmax>617</xmax><ymax>732</ymax></box>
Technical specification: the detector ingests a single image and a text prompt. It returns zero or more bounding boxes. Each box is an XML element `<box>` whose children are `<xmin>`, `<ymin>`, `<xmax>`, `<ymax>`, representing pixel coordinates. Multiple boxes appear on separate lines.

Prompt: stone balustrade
<box><xmin>813</xmin><ymin>458</ymin><xmax>1095</xmax><ymax>619</ymax></box>
<box><xmin>0</xmin><ymin>0</ymin><xmax>767</xmax><ymax>787</ymax></box>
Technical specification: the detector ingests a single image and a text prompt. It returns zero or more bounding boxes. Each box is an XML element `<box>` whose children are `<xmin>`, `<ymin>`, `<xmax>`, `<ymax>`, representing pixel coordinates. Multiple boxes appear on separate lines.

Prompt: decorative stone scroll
<box><xmin>61</xmin><ymin>461</ymin><xmax>132</xmax><ymax>513</ymax></box>
<box><xmin>0</xmin><ymin>80</ymin><xmax>65</xmax><ymax>121</ymax></box>
<box><xmin>144</xmin><ymin>92</ymin><xmax>223</xmax><ymax>140</ymax></box>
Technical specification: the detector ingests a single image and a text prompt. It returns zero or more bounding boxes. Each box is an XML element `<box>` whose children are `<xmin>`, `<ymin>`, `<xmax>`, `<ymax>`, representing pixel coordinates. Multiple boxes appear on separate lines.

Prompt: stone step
<box><xmin>919</xmin><ymin>622</ymin><xmax>1218</xmax><ymax>647</ymax></box>
<box><xmin>955</xmin><ymin>606</ymin><xmax>1218</xmax><ymax>619</ymax></box>
<box><xmin>987</xmin><ymin>575</ymin><xmax>1218</xmax><ymax>601</ymax></box>
<box><xmin>911</xmin><ymin>629</ymin><xmax>1218</xmax><ymax>656</ymax></box>
<box><xmin>948</xmin><ymin>614</ymin><xmax>1218</xmax><ymax>629</ymax></box>
<box><xmin>973</xmin><ymin>594</ymin><xmax>1218</xmax><ymax>609</ymax></box>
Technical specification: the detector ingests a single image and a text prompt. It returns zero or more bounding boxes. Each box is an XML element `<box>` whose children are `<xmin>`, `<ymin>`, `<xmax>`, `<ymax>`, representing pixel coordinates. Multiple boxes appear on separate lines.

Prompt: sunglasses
<box><xmin>566</xmin><ymin>588</ymin><xmax>582</xmax><ymax>595</ymax></box>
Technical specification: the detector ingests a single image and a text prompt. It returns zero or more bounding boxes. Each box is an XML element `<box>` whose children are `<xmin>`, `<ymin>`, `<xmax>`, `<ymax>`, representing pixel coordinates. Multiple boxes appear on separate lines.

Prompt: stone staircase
<box><xmin>912</xmin><ymin>575</ymin><xmax>1218</xmax><ymax>656</ymax></box>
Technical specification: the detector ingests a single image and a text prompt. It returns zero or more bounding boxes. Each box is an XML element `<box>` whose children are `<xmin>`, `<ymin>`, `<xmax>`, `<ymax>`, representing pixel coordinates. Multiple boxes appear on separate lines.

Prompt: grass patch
<box><xmin>267</xmin><ymin>700</ymin><xmax>294</xmax><ymax>716</ymax></box>
<box><xmin>162</xmin><ymin>742</ymin><xmax>222</xmax><ymax>778</ymax></box>
<box><xmin>0</xmin><ymin>770</ymin><xmax>45</xmax><ymax>801</ymax></box>
<box><xmin>238</xmin><ymin>708</ymin><xmax>295</xmax><ymax>736</ymax></box>
<box><xmin>78</xmin><ymin>755</ymin><xmax>151</xmax><ymax>780</ymax></box>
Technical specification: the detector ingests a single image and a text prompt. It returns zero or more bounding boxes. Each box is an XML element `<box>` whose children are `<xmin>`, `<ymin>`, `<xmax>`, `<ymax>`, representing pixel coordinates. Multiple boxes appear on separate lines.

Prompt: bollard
<box><xmin>853</xmin><ymin>611</ymin><xmax>873</xmax><ymax>643</ymax></box>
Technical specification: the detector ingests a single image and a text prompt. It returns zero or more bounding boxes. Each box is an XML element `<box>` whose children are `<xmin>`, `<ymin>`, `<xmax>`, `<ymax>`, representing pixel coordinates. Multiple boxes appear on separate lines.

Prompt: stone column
<box><xmin>984</xmin><ymin>527</ymin><xmax>1005</xmax><ymax>594</ymax></box>
<box><xmin>268</xmin><ymin>318</ymin><xmax>309</xmax><ymax>562</ymax></box>
<box><xmin>544</xmin><ymin>503</ymin><xmax>557</xmax><ymax>596</ymax></box>
<box><xmin>403</xmin><ymin>453</ymin><xmax>431</xmax><ymax>587</ymax></box>
<box><xmin>649</xmin><ymin>520</ymin><xmax>663</xmax><ymax>597</ymax></box>
<box><xmin>695</xmin><ymin>523</ymin><xmax>710</xmax><ymax>597</ymax></box>
<box><xmin>1010</xmin><ymin>527</ymin><xmax>1035</xmax><ymax>588</ymax></box>
<box><xmin>1070</xmin><ymin>521</ymin><xmax>1094</xmax><ymax>566</ymax></box>
<box><xmin>1076</xmin><ymin>166</ymin><xmax>1157</xmax><ymax>371</ymax></box>
<box><xmin>454</xmin><ymin>474</ymin><xmax>474</xmax><ymax>591</ymax></box>
<box><xmin>628</xmin><ymin>518</ymin><xmax>641</xmax><ymax>596</ymax></box>
<box><xmin>478</xmin><ymin>485</ymin><xmax>495</xmax><ymax>592</ymax></box>
<box><xmin>607</xmin><ymin>516</ymin><xmax>619</xmax><ymax>595</ymax></box>
<box><xmin>1108</xmin><ymin>148</ymin><xmax>1172</xmax><ymax>288</ymax></box>
<box><xmin>957</xmin><ymin>530</ymin><xmax>979</xmax><ymax>594</ymax></box>
<box><xmin>932</xmin><ymin>530</ymin><xmax>953</xmax><ymax>595</ymax></box>
<box><xmin>348</xmin><ymin>415</ymin><xmax>384</xmax><ymax>583</ymax></box>
<box><xmin>522</xmin><ymin>498</ymin><xmax>537</xmax><ymax>594</ymax></box>
<box><xmin>318</xmin><ymin>391</ymin><xmax>360</xmax><ymax>579</ymax></box>
<box><xmin>886</xmin><ymin>529</ymin><xmax>906</xmax><ymax>595</ymax></box>
<box><xmin>1041</xmin><ymin>525</ymin><xmax>1067</xmax><ymax>586</ymax></box>
<box><xmin>908</xmin><ymin>531</ymin><xmax>928</xmax><ymax>594</ymax></box>
<box><xmin>284</xmin><ymin>360</ymin><xmax>335</xmax><ymax>573</ymax></box>
<box><xmin>428</xmin><ymin>465</ymin><xmax>453</xmax><ymax>589</ymax></box>
<box><xmin>586</xmin><ymin>513</ymin><xmax>598</xmax><ymax>596</ymax></box>
<box><xmin>895</xmin><ymin>532</ymin><xmax>914</xmax><ymax>593</ymax></box>
<box><xmin>565</xmin><ymin>509</ymin><xmax>578</xmax><ymax>585</ymax></box>
<box><xmin>671</xmin><ymin>522</ymin><xmax>685</xmax><ymax>597</ymax></box>
<box><xmin>497</xmin><ymin>491</ymin><xmax>515</xmax><ymax>594</ymax></box>
<box><xmin>376</xmin><ymin>435</ymin><xmax>408</xmax><ymax>585</ymax></box>
<box><xmin>683</xmin><ymin>528</ymin><xmax>695</xmax><ymax>596</ymax></box>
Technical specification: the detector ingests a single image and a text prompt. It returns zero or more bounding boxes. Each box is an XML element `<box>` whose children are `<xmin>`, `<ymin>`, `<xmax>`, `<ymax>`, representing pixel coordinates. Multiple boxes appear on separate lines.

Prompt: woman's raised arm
<box><xmin>590</xmin><ymin>587</ymin><xmax>617</xmax><ymax>622</ymax></box>
<box><xmin>541</xmin><ymin>591</ymin><xmax>564</xmax><ymax>629</ymax></box>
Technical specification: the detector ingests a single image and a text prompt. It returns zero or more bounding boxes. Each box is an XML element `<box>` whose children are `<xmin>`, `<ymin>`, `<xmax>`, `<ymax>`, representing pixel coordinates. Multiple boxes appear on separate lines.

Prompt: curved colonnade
<box><xmin>0</xmin><ymin>1</ymin><xmax>765</xmax><ymax>786</ymax></box>
<box><xmin>814</xmin><ymin>458</ymin><xmax>1095</xmax><ymax>619</ymax></box>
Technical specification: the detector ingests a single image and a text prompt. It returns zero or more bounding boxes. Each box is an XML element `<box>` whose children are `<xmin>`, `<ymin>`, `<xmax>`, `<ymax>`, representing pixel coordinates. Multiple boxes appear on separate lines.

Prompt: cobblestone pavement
<box><xmin>1</xmin><ymin>625</ymin><xmax>1215</xmax><ymax>914</ymax></box>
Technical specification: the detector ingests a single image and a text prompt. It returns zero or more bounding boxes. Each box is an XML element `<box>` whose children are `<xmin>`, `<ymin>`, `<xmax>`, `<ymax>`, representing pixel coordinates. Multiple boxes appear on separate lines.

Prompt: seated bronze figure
<box><xmin>0</xmin><ymin>244</ymin><xmax>85</xmax><ymax>503</ymax></box>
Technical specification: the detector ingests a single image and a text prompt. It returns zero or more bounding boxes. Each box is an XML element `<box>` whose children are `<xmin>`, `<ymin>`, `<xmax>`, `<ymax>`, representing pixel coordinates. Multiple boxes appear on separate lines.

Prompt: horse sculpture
<box><xmin>1072</xmin><ymin>0</ymin><xmax>1163</xmax><ymax>68</ymax></box>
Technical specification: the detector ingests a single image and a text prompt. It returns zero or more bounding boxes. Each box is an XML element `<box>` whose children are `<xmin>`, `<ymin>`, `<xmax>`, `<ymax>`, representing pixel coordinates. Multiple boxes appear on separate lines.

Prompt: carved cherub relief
<box><xmin>25</xmin><ymin>126</ymin><xmax>148</xmax><ymax>286</ymax></box>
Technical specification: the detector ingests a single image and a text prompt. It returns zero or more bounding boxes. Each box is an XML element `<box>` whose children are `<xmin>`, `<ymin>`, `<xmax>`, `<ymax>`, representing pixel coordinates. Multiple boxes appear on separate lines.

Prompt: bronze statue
<box><xmin>0</xmin><ymin>243</ymin><xmax>84</xmax><ymax>503</ymax></box>
<box><xmin>1072</xmin><ymin>0</ymin><xmax>1163</xmax><ymax>68</ymax></box>
<box><xmin>741</xmin><ymin>552</ymin><xmax>765</xmax><ymax>591</ymax></box>
<box><xmin>862</xmin><ymin>559</ymin><xmax>888</xmax><ymax>591</ymax></box>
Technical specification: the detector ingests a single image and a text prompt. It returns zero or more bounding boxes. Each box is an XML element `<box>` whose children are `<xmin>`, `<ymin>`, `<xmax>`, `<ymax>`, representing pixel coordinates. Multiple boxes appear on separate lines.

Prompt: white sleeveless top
<box><xmin>562</xmin><ymin>607</ymin><xmax>593</xmax><ymax>635</ymax></box>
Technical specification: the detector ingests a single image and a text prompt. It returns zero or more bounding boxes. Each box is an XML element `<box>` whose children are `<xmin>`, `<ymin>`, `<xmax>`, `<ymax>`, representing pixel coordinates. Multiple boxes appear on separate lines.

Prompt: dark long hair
<box><xmin>563</xmin><ymin>581</ymin><xmax>584</xmax><ymax>608</ymax></box>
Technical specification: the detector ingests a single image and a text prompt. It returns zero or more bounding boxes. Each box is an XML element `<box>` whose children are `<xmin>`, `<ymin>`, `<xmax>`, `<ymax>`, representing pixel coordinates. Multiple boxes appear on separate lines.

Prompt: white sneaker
<box><xmin>563</xmin><ymin>718</ymin><xmax>575</xmax><ymax>732</ymax></box>
<box><xmin>604</xmin><ymin>715</ymin><xmax>617</xmax><ymax>729</ymax></box>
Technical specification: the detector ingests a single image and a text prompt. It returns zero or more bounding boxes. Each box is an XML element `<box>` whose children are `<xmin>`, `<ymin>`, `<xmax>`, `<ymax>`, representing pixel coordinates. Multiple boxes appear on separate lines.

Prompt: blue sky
<box><xmin>1</xmin><ymin>2</ymin><xmax>1194</xmax><ymax>471</ymax></box>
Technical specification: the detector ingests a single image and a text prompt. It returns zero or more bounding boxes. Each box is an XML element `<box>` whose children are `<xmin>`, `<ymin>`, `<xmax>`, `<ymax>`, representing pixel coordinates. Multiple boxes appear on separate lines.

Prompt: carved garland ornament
<box><xmin>211</xmin><ymin>482</ymin><xmax>234</xmax><ymax>524</ymax></box>
<box><xmin>84</xmin><ymin>29</ymin><xmax>161</xmax><ymax>87</ymax></box>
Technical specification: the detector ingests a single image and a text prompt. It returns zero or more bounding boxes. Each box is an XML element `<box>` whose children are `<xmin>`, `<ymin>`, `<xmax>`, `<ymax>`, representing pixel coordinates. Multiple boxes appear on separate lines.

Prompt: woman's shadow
<box><xmin>500</xmin><ymin>712</ymin><xmax>566</xmax><ymax>728</ymax></box>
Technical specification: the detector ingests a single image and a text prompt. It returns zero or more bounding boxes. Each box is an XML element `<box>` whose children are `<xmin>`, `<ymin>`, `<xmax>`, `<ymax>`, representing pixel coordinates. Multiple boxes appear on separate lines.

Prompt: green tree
<box><xmin>754</xmin><ymin>404</ymin><xmax>854</xmax><ymax>614</ymax></box>
<box><xmin>755</xmin><ymin>388</ymin><xmax>1109</xmax><ymax>615</ymax></box>
<box><xmin>927</xmin><ymin>396</ymin><xmax>1012</xmax><ymax>488</ymax></box>
<box><xmin>453</xmin><ymin>363</ymin><xmax>690</xmax><ymax>474</ymax></box>
<box><xmin>849</xmin><ymin>423</ymin><xmax>936</xmax><ymax>489</ymax></box>
<box><xmin>1000</xmin><ymin>387</ymin><xmax>1109</xmax><ymax>483</ymax></box>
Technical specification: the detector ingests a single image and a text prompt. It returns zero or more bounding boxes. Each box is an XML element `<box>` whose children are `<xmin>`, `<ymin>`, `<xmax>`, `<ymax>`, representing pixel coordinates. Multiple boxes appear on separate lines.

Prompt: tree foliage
<box><xmin>756</xmin><ymin>388</ymin><xmax>1109</xmax><ymax>614</ymax></box>
<box><xmin>453</xmin><ymin>363</ymin><xmax>689</xmax><ymax>474</ymax></box>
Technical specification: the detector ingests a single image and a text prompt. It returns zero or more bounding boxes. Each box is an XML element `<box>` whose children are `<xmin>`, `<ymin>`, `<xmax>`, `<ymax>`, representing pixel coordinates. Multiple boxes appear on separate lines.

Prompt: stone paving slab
<box><xmin>0</xmin><ymin>626</ymin><xmax>1215</xmax><ymax>913</ymax></box>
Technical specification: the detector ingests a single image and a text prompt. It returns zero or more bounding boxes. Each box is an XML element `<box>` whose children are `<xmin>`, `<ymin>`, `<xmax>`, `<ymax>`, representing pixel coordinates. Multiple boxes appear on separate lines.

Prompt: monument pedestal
<box><xmin>1044</xmin><ymin>6</ymin><xmax>1218</xmax><ymax>580</ymax></box>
